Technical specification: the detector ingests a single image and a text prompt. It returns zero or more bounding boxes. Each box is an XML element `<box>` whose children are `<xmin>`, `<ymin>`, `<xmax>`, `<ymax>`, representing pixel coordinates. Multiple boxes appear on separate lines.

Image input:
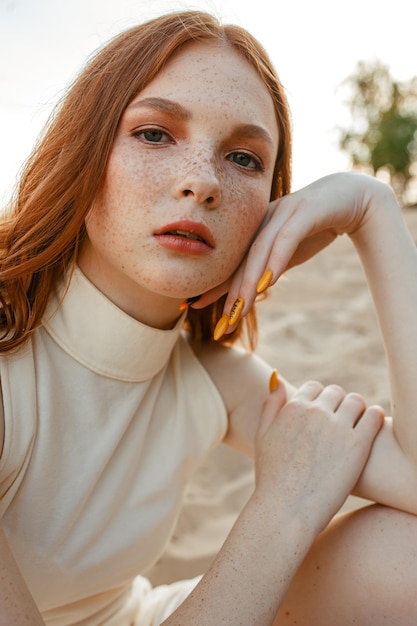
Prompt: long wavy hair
<box><xmin>0</xmin><ymin>10</ymin><xmax>292</xmax><ymax>353</ymax></box>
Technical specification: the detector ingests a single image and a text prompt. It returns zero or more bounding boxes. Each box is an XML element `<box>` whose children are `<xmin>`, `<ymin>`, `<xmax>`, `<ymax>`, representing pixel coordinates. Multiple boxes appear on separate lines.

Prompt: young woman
<box><xmin>1</xmin><ymin>10</ymin><xmax>417</xmax><ymax>625</ymax></box>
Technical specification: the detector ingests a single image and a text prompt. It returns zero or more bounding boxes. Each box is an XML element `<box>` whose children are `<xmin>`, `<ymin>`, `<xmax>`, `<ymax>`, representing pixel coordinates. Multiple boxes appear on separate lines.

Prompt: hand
<box><xmin>193</xmin><ymin>172</ymin><xmax>384</xmax><ymax>326</ymax></box>
<box><xmin>254</xmin><ymin>381</ymin><xmax>384</xmax><ymax>533</ymax></box>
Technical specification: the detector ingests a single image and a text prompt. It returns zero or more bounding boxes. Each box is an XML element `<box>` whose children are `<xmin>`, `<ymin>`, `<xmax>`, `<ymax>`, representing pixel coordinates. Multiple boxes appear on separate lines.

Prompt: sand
<box><xmin>146</xmin><ymin>207</ymin><xmax>417</xmax><ymax>586</ymax></box>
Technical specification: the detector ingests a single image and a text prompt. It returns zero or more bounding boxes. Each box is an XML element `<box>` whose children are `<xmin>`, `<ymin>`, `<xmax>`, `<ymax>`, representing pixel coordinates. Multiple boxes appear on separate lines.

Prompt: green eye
<box><xmin>134</xmin><ymin>128</ymin><xmax>172</xmax><ymax>143</ymax></box>
<box><xmin>229</xmin><ymin>152</ymin><xmax>263</xmax><ymax>171</ymax></box>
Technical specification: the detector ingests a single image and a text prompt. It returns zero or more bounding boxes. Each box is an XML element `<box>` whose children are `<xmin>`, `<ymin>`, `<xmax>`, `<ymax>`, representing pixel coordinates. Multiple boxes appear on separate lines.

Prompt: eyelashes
<box><xmin>133</xmin><ymin>127</ymin><xmax>173</xmax><ymax>144</ymax></box>
<box><xmin>227</xmin><ymin>151</ymin><xmax>264</xmax><ymax>171</ymax></box>
<box><xmin>132</xmin><ymin>127</ymin><xmax>265</xmax><ymax>172</ymax></box>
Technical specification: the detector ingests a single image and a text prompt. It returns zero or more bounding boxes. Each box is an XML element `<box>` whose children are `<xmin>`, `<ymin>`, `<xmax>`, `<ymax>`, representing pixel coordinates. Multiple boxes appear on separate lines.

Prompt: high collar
<box><xmin>42</xmin><ymin>267</ymin><xmax>186</xmax><ymax>382</ymax></box>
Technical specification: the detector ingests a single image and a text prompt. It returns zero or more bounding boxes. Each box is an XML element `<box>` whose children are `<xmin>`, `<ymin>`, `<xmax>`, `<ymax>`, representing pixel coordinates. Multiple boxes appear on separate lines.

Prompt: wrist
<box><xmin>248</xmin><ymin>487</ymin><xmax>319</xmax><ymax>545</ymax></box>
<box><xmin>349</xmin><ymin>176</ymin><xmax>400</xmax><ymax>244</ymax></box>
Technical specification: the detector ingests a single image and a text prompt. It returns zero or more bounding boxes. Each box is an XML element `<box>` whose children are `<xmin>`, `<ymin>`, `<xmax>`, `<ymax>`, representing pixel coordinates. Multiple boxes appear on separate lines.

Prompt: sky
<box><xmin>0</xmin><ymin>0</ymin><xmax>416</xmax><ymax>206</ymax></box>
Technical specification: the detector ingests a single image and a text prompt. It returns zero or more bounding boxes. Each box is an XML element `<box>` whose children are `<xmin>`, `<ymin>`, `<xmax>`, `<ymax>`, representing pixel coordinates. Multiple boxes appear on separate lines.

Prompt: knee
<box><xmin>275</xmin><ymin>504</ymin><xmax>417</xmax><ymax>624</ymax></box>
<box><xmin>316</xmin><ymin>504</ymin><xmax>417</xmax><ymax>615</ymax></box>
<box><xmin>323</xmin><ymin>503</ymin><xmax>417</xmax><ymax>573</ymax></box>
<box><xmin>336</xmin><ymin>502</ymin><xmax>417</xmax><ymax>551</ymax></box>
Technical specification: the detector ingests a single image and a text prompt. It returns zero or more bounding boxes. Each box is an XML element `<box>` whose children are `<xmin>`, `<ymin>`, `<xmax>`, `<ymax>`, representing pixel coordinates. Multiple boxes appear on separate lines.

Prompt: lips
<box><xmin>153</xmin><ymin>220</ymin><xmax>215</xmax><ymax>255</ymax></box>
<box><xmin>165</xmin><ymin>229</ymin><xmax>206</xmax><ymax>242</ymax></box>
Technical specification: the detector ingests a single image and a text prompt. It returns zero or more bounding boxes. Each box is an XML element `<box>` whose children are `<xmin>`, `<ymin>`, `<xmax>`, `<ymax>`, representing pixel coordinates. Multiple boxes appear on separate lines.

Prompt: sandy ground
<box><xmin>146</xmin><ymin>207</ymin><xmax>417</xmax><ymax>586</ymax></box>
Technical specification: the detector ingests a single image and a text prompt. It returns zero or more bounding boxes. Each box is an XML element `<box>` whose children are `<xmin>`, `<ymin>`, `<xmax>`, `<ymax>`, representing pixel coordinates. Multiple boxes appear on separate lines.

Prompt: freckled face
<box><xmin>79</xmin><ymin>40</ymin><xmax>279</xmax><ymax>323</ymax></box>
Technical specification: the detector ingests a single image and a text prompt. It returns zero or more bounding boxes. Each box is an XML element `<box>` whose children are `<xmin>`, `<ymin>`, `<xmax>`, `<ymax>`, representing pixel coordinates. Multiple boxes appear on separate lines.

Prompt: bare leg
<box><xmin>274</xmin><ymin>504</ymin><xmax>417</xmax><ymax>625</ymax></box>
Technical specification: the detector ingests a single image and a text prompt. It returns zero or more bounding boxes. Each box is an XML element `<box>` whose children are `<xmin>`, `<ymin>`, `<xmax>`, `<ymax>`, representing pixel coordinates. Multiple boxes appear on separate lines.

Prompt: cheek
<box><xmin>221</xmin><ymin>189</ymin><xmax>268</xmax><ymax>257</ymax></box>
<box><xmin>84</xmin><ymin>183</ymin><xmax>134</xmax><ymax>256</ymax></box>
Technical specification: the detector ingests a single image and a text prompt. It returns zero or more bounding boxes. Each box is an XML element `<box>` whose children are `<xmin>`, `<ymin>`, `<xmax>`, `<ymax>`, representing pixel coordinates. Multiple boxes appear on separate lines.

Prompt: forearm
<box><xmin>162</xmin><ymin>493</ymin><xmax>315</xmax><ymax>625</ymax></box>
<box><xmin>350</xmin><ymin>180</ymin><xmax>417</xmax><ymax>463</ymax></box>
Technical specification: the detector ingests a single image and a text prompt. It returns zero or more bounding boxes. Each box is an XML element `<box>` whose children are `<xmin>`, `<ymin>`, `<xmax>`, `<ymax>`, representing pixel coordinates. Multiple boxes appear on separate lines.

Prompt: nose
<box><xmin>173</xmin><ymin>154</ymin><xmax>221</xmax><ymax>209</ymax></box>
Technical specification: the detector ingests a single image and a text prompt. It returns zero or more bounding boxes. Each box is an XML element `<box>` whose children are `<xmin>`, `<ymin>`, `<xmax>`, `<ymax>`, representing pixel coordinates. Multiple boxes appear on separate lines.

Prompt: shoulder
<box><xmin>195</xmin><ymin>341</ymin><xmax>271</xmax><ymax>409</ymax></box>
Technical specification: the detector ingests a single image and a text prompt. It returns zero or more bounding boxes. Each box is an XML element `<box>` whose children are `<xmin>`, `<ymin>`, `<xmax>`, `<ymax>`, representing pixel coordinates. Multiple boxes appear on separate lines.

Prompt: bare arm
<box><xmin>346</xmin><ymin>180</ymin><xmax>417</xmax><ymax>510</ymax></box>
<box><xmin>163</xmin><ymin>488</ymin><xmax>315</xmax><ymax>624</ymax></box>
<box><xmin>162</xmin><ymin>380</ymin><xmax>381</xmax><ymax>625</ymax></box>
<box><xmin>165</xmin><ymin>174</ymin><xmax>415</xmax><ymax>623</ymax></box>
<box><xmin>199</xmin><ymin>172</ymin><xmax>417</xmax><ymax>514</ymax></box>
<box><xmin>349</xmin><ymin>181</ymin><xmax>417</xmax><ymax>462</ymax></box>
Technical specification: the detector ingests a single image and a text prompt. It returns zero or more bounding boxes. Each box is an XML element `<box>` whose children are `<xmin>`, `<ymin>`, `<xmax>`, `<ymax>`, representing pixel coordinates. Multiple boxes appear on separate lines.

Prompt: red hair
<box><xmin>0</xmin><ymin>10</ymin><xmax>292</xmax><ymax>353</ymax></box>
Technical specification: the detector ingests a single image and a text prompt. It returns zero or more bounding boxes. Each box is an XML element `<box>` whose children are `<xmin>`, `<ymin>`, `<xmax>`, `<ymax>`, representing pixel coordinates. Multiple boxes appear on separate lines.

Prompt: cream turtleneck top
<box><xmin>0</xmin><ymin>267</ymin><xmax>227</xmax><ymax>624</ymax></box>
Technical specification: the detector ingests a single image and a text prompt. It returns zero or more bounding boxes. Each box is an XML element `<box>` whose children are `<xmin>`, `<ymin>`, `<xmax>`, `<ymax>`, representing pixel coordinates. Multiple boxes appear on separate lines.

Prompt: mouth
<box><xmin>165</xmin><ymin>229</ymin><xmax>207</xmax><ymax>243</ymax></box>
<box><xmin>154</xmin><ymin>220</ymin><xmax>215</xmax><ymax>254</ymax></box>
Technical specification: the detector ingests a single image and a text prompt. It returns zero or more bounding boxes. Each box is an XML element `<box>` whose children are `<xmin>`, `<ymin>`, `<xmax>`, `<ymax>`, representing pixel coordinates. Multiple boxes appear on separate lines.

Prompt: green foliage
<box><xmin>338</xmin><ymin>60</ymin><xmax>417</xmax><ymax>204</ymax></box>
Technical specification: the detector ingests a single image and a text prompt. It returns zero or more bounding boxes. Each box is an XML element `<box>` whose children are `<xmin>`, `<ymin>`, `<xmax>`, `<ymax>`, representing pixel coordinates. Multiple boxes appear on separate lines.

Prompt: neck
<box><xmin>76</xmin><ymin>258</ymin><xmax>184</xmax><ymax>331</ymax></box>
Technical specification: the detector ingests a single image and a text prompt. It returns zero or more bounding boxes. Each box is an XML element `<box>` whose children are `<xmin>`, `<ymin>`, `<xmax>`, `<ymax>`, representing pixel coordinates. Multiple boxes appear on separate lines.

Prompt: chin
<box><xmin>155</xmin><ymin>277</ymin><xmax>222</xmax><ymax>300</ymax></box>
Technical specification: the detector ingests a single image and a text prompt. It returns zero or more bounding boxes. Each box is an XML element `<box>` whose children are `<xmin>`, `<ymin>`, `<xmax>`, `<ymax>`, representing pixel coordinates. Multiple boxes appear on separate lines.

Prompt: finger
<box><xmin>189</xmin><ymin>277</ymin><xmax>231</xmax><ymax>309</ymax></box>
<box><xmin>256</xmin><ymin>379</ymin><xmax>287</xmax><ymax>439</ymax></box>
<box><xmin>221</xmin><ymin>202</ymin><xmax>291</xmax><ymax>319</ymax></box>
<box><xmin>222</xmin><ymin>196</ymin><xmax>313</xmax><ymax>320</ymax></box>
<box><xmin>352</xmin><ymin>405</ymin><xmax>384</xmax><ymax>443</ymax></box>
<box><xmin>231</xmin><ymin>198</ymin><xmax>320</xmax><ymax>316</ymax></box>
<box><xmin>335</xmin><ymin>392</ymin><xmax>367</xmax><ymax>426</ymax></box>
<box><xmin>258</xmin><ymin>212</ymin><xmax>316</xmax><ymax>283</ymax></box>
<box><xmin>234</xmin><ymin>215</ymin><xmax>287</xmax><ymax>309</ymax></box>
<box><xmin>292</xmin><ymin>380</ymin><xmax>324</xmax><ymax>402</ymax></box>
<box><xmin>314</xmin><ymin>384</ymin><xmax>346</xmax><ymax>412</ymax></box>
<box><xmin>220</xmin><ymin>205</ymin><xmax>280</xmax><ymax>316</ymax></box>
<box><xmin>222</xmin><ymin>259</ymin><xmax>248</xmax><ymax>321</ymax></box>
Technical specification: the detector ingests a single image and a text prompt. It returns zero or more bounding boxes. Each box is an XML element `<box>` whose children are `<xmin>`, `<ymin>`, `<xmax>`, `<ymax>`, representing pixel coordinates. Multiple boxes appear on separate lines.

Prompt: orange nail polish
<box><xmin>256</xmin><ymin>269</ymin><xmax>273</xmax><ymax>294</ymax></box>
<box><xmin>228</xmin><ymin>296</ymin><xmax>244</xmax><ymax>325</ymax></box>
<box><xmin>179</xmin><ymin>301</ymin><xmax>188</xmax><ymax>311</ymax></box>
<box><xmin>269</xmin><ymin>370</ymin><xmax>279</xmax><ymax>393</ymax></box>
<box><xmin>213</xmin><ymin>314</ymin><xmax>230</xmax><ymax>341</ymax></box>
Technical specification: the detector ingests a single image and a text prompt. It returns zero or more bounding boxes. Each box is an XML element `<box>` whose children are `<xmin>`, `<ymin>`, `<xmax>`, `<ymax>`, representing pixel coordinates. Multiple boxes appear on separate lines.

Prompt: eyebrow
<box><xmin>127</xmin><ymin>97</ymin><xmax>191</xmax><ymax>120</ymax></box>
<box><xmin>127</xmin><ymin>97</ymin><xmax>275</xmax><ymax>146</ymax></box>
<box><xmin>229</xmin><ymin>124</ymin><xmax>275</xmax><ymax>147</ymax></box>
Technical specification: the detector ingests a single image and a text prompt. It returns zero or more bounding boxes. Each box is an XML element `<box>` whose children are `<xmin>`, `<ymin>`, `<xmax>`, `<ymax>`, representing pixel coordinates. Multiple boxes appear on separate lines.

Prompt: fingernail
<box><xmin>269</xmin><ymin>370</ymin><xmax>279</xmax><ymax>393</ymax></box>
<box><xmin>256</xmin><ymin>269</ymin><xmax>273</xmax><ymax>294</ymax></box>
<box><xmin>228</xmin><ymin>296</ymin><xmax>244</xmax><ymax>325</ymax></box>
<box><xmin>179</xmin><ymin>295</ymin><xmax>201</xmax><ymax>311</ymax></box>
<box><xmin>213</xmin><ymin>314</ymin><xmax>230</xmax><ymax>341</ymax></box>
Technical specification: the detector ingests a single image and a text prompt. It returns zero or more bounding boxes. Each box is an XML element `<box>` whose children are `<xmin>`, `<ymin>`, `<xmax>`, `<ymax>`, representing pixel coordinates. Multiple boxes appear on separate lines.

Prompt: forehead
<box><xmin>129</xmin><ymin>40</ymin><xmax>278</xmax><ymax>142</ymax></box>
